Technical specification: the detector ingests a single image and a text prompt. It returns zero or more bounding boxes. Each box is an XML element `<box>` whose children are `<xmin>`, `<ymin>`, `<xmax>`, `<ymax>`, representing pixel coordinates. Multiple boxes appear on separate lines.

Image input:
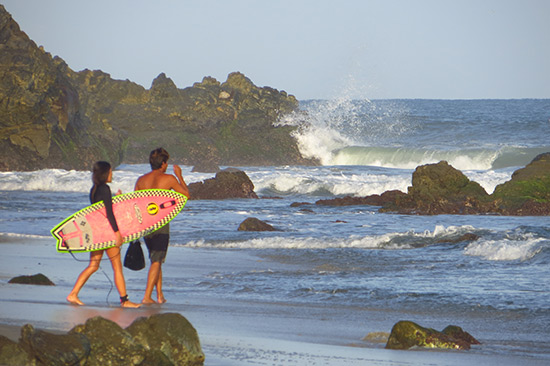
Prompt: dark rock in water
<box><xmin>20</xmin><ymin>324</ymin><xmax>91</xmax><ymax>366</ymax></box>
<box><xmin>126</xmin><ymin>313</ymin><xmax>205</xmax><ymax>366</ymax></box>
<box><xmin>297</xmin><ymin>154</ymin><xmax>550</xmax><ymax>216</ymax></box>
<box><xmin>70</xmin><ymin>316</ymin><xmax>146</xmax><ymax>366</ymax></box>
<box><xmin>385</xmin><ymin>321</ymin><xmax>476</xmax><ymax>350</ymax></box>
<box><xmin>316</xmin><ymin>190</ymin><xmax>406</xmax><ymax>207</ymax></box>
<box><xmin>290</xmin><ymin>202</ymin><xmax>311</xmax><ymax>207</ymax></box>
<box><xmin>379</xmin><ymin>155</ymin><xmax>550</xmax><ymax>216</ymax></box>
<box><xmin>491</xmin><ymin>152</ymin><xmax>550</xmax><ymax>215</ymax></box>
<box><xmin>384</xmin><ymin>161</ymin><xmax>491</xmax><ymax>215</ymax></box>
<box><xmin>188</xmin><ymin>169</ymin><xmax>258</xmax><ymax>200</ymax></box>
<box><xmin>441</xmin><ymin>325</ymin><xmax>480</xmax><ymax>345</ymax></box>
<box><xmin>238</xmin><ymin>217</ymin><xmax>277</xmax><ymax>231</ymax></box>
<box><xmin>435</xmin><ymin>232</ymin><xmax>480</xmax><ymax>244</ymax></box>
<box><xmin>8</xmin><ymin>273</ymin><xmax>55</xmax><ymax>286</ymax></box>
<box><xmin>0</xmin><ymin>334</ymin><xmax>35</xmax><ymax>366</ymax></box>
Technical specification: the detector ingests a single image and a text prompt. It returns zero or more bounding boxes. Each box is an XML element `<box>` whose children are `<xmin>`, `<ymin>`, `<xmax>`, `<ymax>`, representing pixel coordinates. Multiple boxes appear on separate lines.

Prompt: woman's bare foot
<box><xmin>121</xmin><ymin>300</ymin><xmax>141</xmax><ymax>308</ymax></box>
<box><xmin>66</xmin><ymin>294</ymin><xmax>84</xmax><ymax>306</ymax></box>
<box><xmin>158</xmin><ymin>296</ymin><xmax>167</xmax><ymax>304</ymax></box>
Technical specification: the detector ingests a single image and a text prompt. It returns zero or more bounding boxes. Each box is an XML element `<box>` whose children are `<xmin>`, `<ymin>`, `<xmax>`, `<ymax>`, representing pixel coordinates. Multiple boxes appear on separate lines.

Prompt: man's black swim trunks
<box><xmin>144</xmin><ymin>223</ymin><xmax>169</xmax><ymax>263</ymax></box>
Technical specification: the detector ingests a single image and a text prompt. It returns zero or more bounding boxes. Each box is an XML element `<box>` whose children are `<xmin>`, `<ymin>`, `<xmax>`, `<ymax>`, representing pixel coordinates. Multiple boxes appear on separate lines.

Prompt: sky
<box><xmin>2</xmin><ymin>0</ymin><xmax>549</xmax><ymax>100</ymax></box>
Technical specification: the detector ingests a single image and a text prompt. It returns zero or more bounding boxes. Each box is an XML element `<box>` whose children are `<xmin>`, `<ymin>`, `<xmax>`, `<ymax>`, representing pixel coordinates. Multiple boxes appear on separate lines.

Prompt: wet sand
<box><xmin>0</xmin><ymin>236</ymin><xmax>547</xmax><ymax>366</ymax></box>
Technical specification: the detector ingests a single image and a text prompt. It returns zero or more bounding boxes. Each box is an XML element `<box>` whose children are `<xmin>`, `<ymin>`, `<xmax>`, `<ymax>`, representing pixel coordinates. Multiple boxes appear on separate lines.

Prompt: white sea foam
<box><xmin>250</xmin><ymin>167</ymin><xmax>412</xmax><ymax>197</ymax></box>
<box><xmin>0</xmin><ymin>165</ymin><xmax>199</xmax><ymax>194</ymax></box>
<box><xmin>0</xmin><ymin>232</ymin><xmax>50</xmax><ymax>240</ymax></box>
<box><xmin>464</xmin><ymin>237</ymin><xmax>547</xmax><ymax>261</ymax></box>
<box><xmin>180</xmin><ymin>225</ymin><xmax>478</xmax><ymax>250</ymax></box>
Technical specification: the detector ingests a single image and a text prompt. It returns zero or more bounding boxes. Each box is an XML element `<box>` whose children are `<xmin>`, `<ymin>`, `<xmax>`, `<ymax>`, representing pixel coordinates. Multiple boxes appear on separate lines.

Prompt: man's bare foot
<box><xmin>158</xmin><ymin>296</ymin><xmax>167</xmax><ymax>304</ymax></box>
<box><xmin>121</xmin><ymin>300</ymin><xmax>141</xmax><ymax>308</ymax></box>
<box><xmin>141</xmin><ymin>298</ymin><xmax>157</xmax><ymax>305</ymax></box>
<box><xmin>66</xmin><ymin>294</ymin><xmax>84</xmax><ymax>306</ymax></box>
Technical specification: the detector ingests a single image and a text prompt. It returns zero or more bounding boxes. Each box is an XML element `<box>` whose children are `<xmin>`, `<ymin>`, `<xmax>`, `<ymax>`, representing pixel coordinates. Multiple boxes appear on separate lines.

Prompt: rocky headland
<box><xmin>317</xmin><ymin>153</ymin><xmax>550</xmax><ymax>216</ymax></box>
<box><xmin>0</xmin><ymin>5</ymin><xmax>314</xmax><ymax>172</ymax></box>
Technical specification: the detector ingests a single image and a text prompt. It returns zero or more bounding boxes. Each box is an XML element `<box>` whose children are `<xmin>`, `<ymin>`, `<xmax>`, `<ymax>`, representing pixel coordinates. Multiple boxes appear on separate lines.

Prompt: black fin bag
<box><xmin>124</xmin><ymin>240</ymin><xmax>145</xmax><ymax>271</ymax></box>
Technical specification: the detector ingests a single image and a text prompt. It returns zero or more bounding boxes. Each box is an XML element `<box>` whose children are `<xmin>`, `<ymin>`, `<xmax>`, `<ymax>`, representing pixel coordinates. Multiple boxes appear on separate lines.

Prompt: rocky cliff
<box><xmin>0</xmin><ymin>5</ymin><xmax>125</xmax><ymax>171</ymax></box>
<box><xmin>0</xmin><ymin>5</ymin><xmax>314</xmax><ymax>171</ymax></box>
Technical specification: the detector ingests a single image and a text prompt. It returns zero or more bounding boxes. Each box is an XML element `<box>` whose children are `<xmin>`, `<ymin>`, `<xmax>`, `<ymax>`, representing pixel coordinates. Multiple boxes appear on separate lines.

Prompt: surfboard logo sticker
<box><xmin>147</xmin><ymin>202</ymin><xmax>159</xmax><ymax>215</ymax></box>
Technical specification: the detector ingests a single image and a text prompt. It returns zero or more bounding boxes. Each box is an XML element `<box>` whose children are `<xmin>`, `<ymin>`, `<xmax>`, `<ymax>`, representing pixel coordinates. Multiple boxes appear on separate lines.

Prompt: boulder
<box><xmin>126</xmin><ymin>313</ymin><xmax>205</xmax><ymax>366</ymax></box>
<box><xmin>0</xmin><ymin>314</ymin><xmax>204</xmax><ymax>366</ymax></box>
<box><xmin>394</xmin><ymin>161</ymin><xmax>491</xmax><ymax>215</ymax></box>
<box><xmin>20</xmin><ymin>324</ymin><xmax>90</xmax><ymax>366</ymax></box>
<box><xmin>0</xmin><ymin>335</ymin><xmax>35</xmax><ymax>366</ymax></box>
<box><xmin>70</xmin><ymin>316</ymin><xmax>146</xmax><ymax>366</ymax></box>
<box><xmin>188</xmin><ymin>169</ymin><xmax>258</xmax><ymax>200</ymax></box>
<box><xmin>441</xmin><ymin>325</ymin><xmax>480</xmax><ymax>345</ymax></box>
<box><xmin>8</xmin><ymin>273</ymin><xmax>55</xmax><ymax>286</ymax></box>
<box><xmin>491</xmin><ymin>152</ymin><xmax>550</xmax><ymax>215</ymax></box>
<box><xmin>238</xmin><ymin>217</ymin><xmax>277</xmax><ymax>231</ymax></box>
<box><xmin>385</xmin><ymin>321</ymin><xmax>478</xmax><ymax>350</ymax></box>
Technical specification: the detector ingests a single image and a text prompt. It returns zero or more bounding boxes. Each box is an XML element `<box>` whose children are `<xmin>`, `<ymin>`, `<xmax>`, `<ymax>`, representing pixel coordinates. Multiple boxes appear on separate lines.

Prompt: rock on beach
<box><xmin>385</xmin><ymin>320</ymin><xmax>480</xmax><ymax>350</ymax></box>
<box><xmin>8</xmin><ymin>273</ymin><xmax>55</xmax><ymax>286</ymax></box>
<box><xmin>0</xmin><ymin>313</ymin><xmax>205</xmax><ymax>366</ymax></box>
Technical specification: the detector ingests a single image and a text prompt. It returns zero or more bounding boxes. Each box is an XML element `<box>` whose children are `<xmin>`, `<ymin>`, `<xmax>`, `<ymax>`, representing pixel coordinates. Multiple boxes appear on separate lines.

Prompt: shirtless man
<box><xmin>135</xmin><ymin>148</ymin><xmax>190</xmax><ymax>304</ymax></box>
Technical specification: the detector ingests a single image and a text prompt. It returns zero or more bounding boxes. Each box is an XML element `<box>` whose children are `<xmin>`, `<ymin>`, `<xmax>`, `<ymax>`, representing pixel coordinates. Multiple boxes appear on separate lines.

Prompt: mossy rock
<box><xmin>385</xmin><ymin>321</ymin><xmax>472</xmax><ymax>350</ymax></box>
<box><xmin>126</xmin><ymin>313</ymin><xmax>204</xmax><ymax>366</ymax></box>
<box><xmin>70</xmin><ymin>316</ymin><xmax>146</xmax><ymax>366</ymax></box>
<box><xmin>492</xmin><ymin>152</ymin><xmax>550</xmax><ymax>213</ymax></box>
<box><xmin>408</xmin><ymin>161</ymin><xmax>488</xmax><ymax>202</ymax></box>
<box><xmin>20</xmin><ymin>324</ymin><xmax>91</xmax><ymax>366</ymax></box>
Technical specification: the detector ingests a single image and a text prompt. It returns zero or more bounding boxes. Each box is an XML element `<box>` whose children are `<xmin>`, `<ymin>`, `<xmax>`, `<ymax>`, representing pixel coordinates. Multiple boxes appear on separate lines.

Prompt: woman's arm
<box><xmin>94</xmin><ymin>184</ymin><xmax>120</xmax><ymax>234</ymax></box>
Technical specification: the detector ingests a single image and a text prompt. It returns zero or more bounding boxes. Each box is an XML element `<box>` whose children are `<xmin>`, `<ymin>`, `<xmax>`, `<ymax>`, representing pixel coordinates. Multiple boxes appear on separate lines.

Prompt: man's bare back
<box><xmin>134</xmin><ymin>149</ymin><xmax>189</xmax><ymax>305</ymax></box>
<box><xmin>135</xmin><ymin>163</ymin><xmax>189</xmax><ymax>197</ymax></box>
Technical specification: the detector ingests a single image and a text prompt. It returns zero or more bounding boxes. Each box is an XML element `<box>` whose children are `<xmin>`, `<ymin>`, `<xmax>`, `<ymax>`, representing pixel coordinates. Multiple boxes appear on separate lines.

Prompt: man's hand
<box><xmin>173</xmin><ymin>164</ymin><xmax>182</xmax><ymax>177</ymax></box>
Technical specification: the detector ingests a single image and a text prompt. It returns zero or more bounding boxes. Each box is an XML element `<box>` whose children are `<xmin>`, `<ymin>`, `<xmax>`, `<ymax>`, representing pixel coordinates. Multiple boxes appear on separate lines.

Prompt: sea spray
<box><xmin>279</xmin><ymin>99</ymin><xmax>550</xmax><ymax>170</ymax></box>
<box><xmin>278</xmin><ymin>98</ymin><xmax>412</xmax><ymax>165</ymax></box>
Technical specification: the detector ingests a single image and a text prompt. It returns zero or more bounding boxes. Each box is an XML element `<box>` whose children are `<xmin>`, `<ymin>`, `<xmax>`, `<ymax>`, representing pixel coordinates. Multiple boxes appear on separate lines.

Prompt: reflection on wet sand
<box><xmin>54</xmin><ymin>305</ymin><xmax>163</xmax><ymax>329</ymax></box>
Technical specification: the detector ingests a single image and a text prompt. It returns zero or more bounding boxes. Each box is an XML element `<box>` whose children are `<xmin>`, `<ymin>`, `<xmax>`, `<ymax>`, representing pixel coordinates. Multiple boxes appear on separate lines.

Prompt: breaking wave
<box><xmin>278</xmin><ymin>98</ymin><xmax>550</xmax><ymax>170</ymax></box>
<box><xmin>180</xmin><ymin>225</ymin><xmax>482</xmax><ymax>250</ymax></box>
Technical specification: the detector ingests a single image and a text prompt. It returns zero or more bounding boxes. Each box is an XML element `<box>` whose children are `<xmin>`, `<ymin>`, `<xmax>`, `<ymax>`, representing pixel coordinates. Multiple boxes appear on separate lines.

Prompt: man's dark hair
<box><xmin>149</xmin><ymin>147</ymin><xmax>170</xmax><ymax>170</ymax></box>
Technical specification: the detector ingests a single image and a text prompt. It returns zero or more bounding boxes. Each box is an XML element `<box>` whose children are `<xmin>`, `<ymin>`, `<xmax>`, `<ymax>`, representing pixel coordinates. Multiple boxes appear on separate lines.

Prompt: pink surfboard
<box><xmin>51</xmin><ymin>189</ymin><xmax>187</xmax><ymax>252</ymax></box>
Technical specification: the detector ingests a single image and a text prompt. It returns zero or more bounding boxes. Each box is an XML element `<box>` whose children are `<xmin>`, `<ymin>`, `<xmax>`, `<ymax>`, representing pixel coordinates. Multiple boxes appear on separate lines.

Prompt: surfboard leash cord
<box><xmin>68</xmin><ymin>250</ymin><xmax>115</xmax><ymax>306</ymax></box>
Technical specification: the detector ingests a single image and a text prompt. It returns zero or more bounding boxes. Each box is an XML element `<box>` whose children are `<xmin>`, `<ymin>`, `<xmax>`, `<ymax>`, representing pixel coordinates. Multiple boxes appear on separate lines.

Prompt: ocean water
<box><xmin>1</xmin><ymin>99</ymin><xmax>550</xmax><ymax>360</ymax></box>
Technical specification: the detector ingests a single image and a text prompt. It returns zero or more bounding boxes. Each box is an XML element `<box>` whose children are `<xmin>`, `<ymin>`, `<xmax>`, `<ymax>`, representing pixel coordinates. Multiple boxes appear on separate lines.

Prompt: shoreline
<box><xmin>1</xmin><ymin>237</ymin><xmax>549</xmax><ymax>365</ymax></box>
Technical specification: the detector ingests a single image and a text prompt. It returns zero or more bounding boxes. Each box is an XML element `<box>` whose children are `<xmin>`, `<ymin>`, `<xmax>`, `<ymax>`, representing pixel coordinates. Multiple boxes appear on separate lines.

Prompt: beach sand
<box><xmin>0</xmin><ymin>236</ymin><xmax>546</xmax><ymax>366</ymax></box>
